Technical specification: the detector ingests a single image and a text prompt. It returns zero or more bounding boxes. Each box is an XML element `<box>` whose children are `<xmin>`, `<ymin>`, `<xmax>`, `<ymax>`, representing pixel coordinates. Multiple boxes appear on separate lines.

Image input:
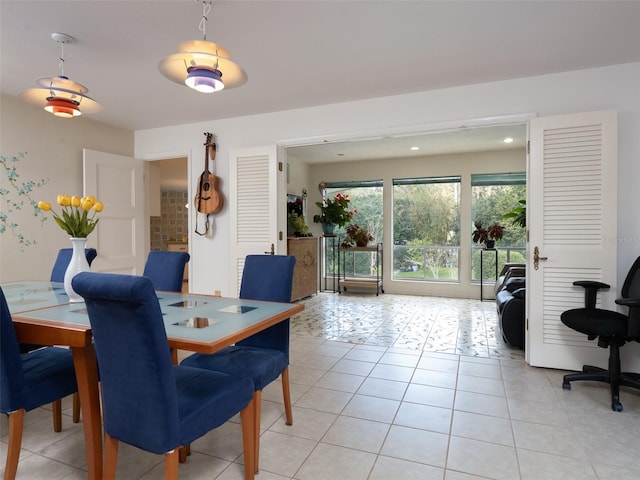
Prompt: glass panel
<box><xmin>471</xmin><ymin>175</ymin><xmax>526</xmax><ymax>280</ymax></box>
<box><xmin>321</xmin><ymin>184</ymin><xmax>383</xmax><ymax>276</ymax></box>
<box><xmin>392</xmin><ymin>177</ymin><xmax>461</xmax><ymax>282</ymax></box>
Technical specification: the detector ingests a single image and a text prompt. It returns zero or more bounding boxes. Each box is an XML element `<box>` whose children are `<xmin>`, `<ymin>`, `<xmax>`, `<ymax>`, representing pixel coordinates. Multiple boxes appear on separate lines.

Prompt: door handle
<box><xmin>264</xmin><ymin>243</ymin><xmax>275</xmax><ymax>255</ymax></box>
<box><xmin>533</xmin><ymin>246</ymin><xmax>548</xmax><ymax>270</ymax></box>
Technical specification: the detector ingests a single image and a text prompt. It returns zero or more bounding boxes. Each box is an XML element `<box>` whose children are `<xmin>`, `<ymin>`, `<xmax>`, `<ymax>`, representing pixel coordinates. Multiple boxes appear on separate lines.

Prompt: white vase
<box><xmin>64</xmin><ymin>237</ymin><xmax>91</xmax><ymax>303</ymax></box>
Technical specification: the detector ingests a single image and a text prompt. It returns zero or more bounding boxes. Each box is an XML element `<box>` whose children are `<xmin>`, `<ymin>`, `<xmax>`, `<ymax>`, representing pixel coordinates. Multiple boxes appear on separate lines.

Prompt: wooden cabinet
<box><xmin>287</xmin><ymin>237</ymin><xmax>318</xmax><ymax>301</ymax></box>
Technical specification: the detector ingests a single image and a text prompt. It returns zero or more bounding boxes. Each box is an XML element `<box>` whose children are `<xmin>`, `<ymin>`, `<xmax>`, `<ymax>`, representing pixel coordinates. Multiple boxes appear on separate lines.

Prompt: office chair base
<box><xmin>562</xmin><ymin>365</ymin><xmax>640</xmax><ymax>412</ymax></box>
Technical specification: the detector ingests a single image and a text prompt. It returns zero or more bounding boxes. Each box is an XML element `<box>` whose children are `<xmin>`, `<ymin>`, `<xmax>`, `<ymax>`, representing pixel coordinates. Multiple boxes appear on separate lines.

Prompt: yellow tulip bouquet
<box><xmin>38</xmin><ymin>194</ymin><xmax>104</xmax><ymax>238</ymax></box>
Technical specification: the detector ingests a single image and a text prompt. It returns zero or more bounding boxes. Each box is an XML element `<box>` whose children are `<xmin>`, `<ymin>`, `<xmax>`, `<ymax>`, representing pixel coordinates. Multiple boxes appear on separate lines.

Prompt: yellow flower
<box><xmin>39</xmin><ymin>194</ymin><xmax>104</xmax><ymax>238</ymax></box>
<box><xmin>81</xmin><ymin>196</ymin><xmax>95</xmax><ymax>209</ymax></box>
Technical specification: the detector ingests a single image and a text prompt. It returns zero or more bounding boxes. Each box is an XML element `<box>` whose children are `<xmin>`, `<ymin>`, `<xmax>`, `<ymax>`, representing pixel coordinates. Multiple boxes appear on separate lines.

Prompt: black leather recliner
<box><xmin>496</xmin><ymin>276</ymin><xmax>525</xmax><ymax>349</ymax></box>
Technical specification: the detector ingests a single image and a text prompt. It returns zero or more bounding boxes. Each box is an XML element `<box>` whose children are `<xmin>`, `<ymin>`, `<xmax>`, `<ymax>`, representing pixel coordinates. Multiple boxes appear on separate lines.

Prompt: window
<box><xmin>321</xmin><ymin>181</ymin><xmax>383</xmax><ymax>279</ymax></box>
<box><xmin>471</xmin><ymin>173</ymin><xmax>526</xmax><ymax>281</ymax></box>
<box><xmin>392</xmin><ymin>176</ymin><xmax>461</xmax><ymax>281</ymax></box>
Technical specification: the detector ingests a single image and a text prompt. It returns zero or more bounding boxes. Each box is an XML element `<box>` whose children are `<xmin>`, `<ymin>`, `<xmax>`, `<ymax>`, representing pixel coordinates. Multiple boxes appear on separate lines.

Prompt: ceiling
<box><xmin>1</xmin><ymin>1</ymin><xmax>639</xmax><ymax>133</ymax></box>
<box><xmin>286</xmin><ymin>123</ymin><xmax>527</xmax><ymax>163</ymax></box>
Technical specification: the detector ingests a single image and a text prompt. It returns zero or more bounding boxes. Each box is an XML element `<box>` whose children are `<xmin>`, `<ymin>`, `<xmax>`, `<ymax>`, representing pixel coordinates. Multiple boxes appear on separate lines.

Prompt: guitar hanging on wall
<box><xmin>194</xmin><ymin>132</ymin><xmax>223</xmax><ymax>236</ymax></box>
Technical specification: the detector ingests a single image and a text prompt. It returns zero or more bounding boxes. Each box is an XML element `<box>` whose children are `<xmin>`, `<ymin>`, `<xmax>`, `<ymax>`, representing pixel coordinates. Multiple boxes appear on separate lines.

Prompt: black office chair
<box><xmin>561</xmin><ymin>256</ymin><xmax>640</xmax><ymax>411</ymax></box>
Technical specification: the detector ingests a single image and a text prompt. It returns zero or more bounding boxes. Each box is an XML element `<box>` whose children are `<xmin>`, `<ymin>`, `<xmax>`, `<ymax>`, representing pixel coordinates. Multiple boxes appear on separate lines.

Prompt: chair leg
<box><xmin>562</xmin><ymin>343</ymin><xmax>626</xmax><ymax>412</ymax></box>
<box><xmin>281</xmin><ymin>367</ymin><xmax>293</xmax><ymax>426</ymax></box>
<box><xmin>253</xmin><ymin>390</ymin><xmax>261</xmax><ymax>474</ymax></box>
<box><xmin>178</xmin><ymin>445</ymin><xmax>189</xmax><ymax>463</ymax></box>
<box><xmin>240</xmin><ymin>399</ymin><xmax>255</xmax><ymax>480</ymax></box>
<box><xmin>164</xmin><ymin>450</ymin><xmax>179</xmax><ymax>480</ymax></box>
<box><xmin>72</xmin><ymin>393</ymin><xmax>81</xmax><ymax>423</ymax></box>
<box><xmin>608</xmin><ymin>343</ymin><xmax>623</xmax><ymax>412</ymax></box>
<box><xmin>52</xmin><ymin>399</ymin><xmax>62</xmax><ymax>432</ymax></box>
<box><xmin>103</xmin><ymin>433</ymin><xmax>119</xmax><ymax>480</ymax></box>
<box><xmin>5</xmin><ymin>409</ymin><xmax>25</xmax><ymax>480</ymax></box>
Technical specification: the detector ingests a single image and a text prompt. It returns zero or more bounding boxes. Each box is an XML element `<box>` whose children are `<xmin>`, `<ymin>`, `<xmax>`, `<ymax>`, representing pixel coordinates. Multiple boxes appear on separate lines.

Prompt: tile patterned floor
<box><xmin>2</xmin><ymin>292</ymin><xmax>640</xmax><ymax>479</ymax></box>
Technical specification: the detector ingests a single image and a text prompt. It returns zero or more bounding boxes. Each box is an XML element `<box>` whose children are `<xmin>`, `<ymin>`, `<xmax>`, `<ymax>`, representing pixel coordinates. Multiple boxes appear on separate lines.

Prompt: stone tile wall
<box><xmin>150</xmin><ymin>190</ymin><xmax>188</xmax><ymax>251</ymax></box>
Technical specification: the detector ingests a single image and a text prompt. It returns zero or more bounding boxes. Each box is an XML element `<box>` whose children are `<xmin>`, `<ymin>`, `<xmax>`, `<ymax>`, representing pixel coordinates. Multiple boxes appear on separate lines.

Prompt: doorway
<box><xmin>148</xmin><ymin>156</ymin><xmax>189</xmax><ymax>291</ymax></box>
<box><xmin>284</xmin><ymin>121</ymin><xmax>528</xmax><ymax>298</ymax></box>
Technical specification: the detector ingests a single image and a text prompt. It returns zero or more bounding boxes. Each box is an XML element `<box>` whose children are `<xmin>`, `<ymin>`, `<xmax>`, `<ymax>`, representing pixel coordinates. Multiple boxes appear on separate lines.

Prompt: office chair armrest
<box><xmin>615</xmin><ymin>298</ymin><xmax>640</xmax><ymax>308</ymax></box>
<box><xmin>573</xmin><ymin>281</ymin><xmax>610</xmax><ymax>309</ymax></box>
<box><xmin>573</xmin><ymin>280</ymin><xmax>610</xmax><ymax>290</ymax></box>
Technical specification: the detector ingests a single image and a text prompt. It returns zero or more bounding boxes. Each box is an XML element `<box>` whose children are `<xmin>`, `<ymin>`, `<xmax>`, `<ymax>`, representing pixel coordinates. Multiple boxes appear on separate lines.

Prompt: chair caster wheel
<box><xmin>613</xmin><ymin>402</ymin><xmax>623</xmax><ymax>412</ymax></box>
<box><xmin>562</xmin><ymin>382</ymin><xmax>571</xmax><ymax>390</ymax></box>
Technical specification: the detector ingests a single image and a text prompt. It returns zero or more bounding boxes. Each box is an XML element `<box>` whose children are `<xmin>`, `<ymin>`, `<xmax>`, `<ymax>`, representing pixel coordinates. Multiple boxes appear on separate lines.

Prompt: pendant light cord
<box><xmin>198</xmin><ymin>0</ymin><xmax>213</xmax><ymax>41</ymax></box>
<box><xmin>58</xmin><ymin>40</ymin><xmax>66</xmax><ymax>77</ymax></box>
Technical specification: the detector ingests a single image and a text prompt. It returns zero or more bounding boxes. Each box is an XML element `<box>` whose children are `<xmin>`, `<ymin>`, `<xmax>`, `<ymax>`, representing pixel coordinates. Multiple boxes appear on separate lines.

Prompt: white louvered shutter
<box><xmin>229</xmin><ymin>146</ymin><xmax>280</xmax><ymax>296</ymax></box>
<box><xmin>527</xmin><ymin>110</ymin><xmax>617</xmax><ymax>370</ymax></box>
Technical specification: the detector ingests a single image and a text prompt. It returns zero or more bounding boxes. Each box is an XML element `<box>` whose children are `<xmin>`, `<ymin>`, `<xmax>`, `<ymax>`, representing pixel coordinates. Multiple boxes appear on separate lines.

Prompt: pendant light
<box><xmin>18</xmin><ymin>33</ymin><xmax>101</xmax><ymax>118</ymax></box>
<box><xmin>158</xmin><ymin>0</ymin><xmax>247</xmax><ymax>93</ymax></box>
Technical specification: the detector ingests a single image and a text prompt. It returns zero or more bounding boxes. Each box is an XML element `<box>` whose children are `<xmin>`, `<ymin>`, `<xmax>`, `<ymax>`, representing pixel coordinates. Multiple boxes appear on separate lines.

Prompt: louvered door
<box><xmin>527</xmin><ymin>110</ymin><xmax>617</xmax><ymax>370</ymax></box>
<box><xmin>228</xmin><ymin>146</ymin><xmax>283</xmax><ymax>296</ymax></box>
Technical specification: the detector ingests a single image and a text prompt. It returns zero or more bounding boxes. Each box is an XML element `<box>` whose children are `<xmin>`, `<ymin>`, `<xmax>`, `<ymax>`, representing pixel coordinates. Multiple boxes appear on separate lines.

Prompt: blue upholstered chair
<box><xmin>143</xmin><ymin>251</ymin><xmax>190</xmax><ymax>292</ymax></box>
<box><xmin>72</xmin><ymin>272</ymin><xmax>256</xmax><ymax>479</ymax></box>
<box><xmin>0</xmin><ymin>287</ymin><xmax>78</xmax><ymax>480</ymax></box>
<box><xmin>50</xmin><ymin>247</ymin><xmax>98</xmax><ymax>282</ymax></box>
<box><xmin>24</xmin><ymin>247</ymin><xmax>97</xmax><ymax>423</ymax></box>
<box><xmin>180</xmin><ymin>254</ymin><xmax>296</xmax><ymax>472</ymax></box>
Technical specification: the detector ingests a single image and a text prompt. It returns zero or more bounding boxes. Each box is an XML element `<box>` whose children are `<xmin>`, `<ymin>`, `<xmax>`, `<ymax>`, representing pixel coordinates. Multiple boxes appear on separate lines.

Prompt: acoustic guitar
<box><xmin>194</xmin><ymin>132</ymin><xmax>223</xmax><ymax>215</ymax></box>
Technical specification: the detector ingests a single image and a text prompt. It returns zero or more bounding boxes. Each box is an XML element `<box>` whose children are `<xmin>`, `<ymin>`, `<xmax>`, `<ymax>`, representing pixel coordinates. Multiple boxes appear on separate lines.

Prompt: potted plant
<box><xmin>313</xmin><ymin>193</ymin><xmax>356</xmax><ymax>234</ymax></box>
<box><xmin>502</xmin><ymin>199</ymin><xmax>526</xmax><ymax>228</ymax></box>
<box><xmin>342</xmin><ymin>224</ymin><xmax>374</xmax><ymax>248</ymax></box>
<box><xmin>287</xmin><ymin>212</ymin><xmax>310</xmax><ymax>236</ymax></box>
<box><xmin>472</xmin><ymin>221</ymin><xmax>504</xmax><ymax>249</ymax></box>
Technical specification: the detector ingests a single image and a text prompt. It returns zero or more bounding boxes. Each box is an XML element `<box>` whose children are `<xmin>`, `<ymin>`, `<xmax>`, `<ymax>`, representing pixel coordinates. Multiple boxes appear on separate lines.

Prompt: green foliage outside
<box><xmin>471</xmin><ymin>184</ymin><xmax>526</xmax><ymax>279</ymax></box>
<box><xmin>393</xmin><ymin>182</ymin><xmax>460</xmax><ymax>280</ymax></box>
<box><xmin>324</xmin><ymin>187</ymin><xmax>382</xmax><ymax>276</ymax></box>
<box><xmin>322</xmin><ymin>180</ymin><xmax>527</xmax><ymax>283</ymax></box>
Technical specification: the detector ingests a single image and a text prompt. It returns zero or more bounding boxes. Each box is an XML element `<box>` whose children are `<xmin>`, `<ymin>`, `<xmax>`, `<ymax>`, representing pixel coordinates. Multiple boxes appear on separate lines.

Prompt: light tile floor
<box><xmin>2</xmin><ymin>292</ymin><xmax>640</xmax><ymax>479</ymax></box>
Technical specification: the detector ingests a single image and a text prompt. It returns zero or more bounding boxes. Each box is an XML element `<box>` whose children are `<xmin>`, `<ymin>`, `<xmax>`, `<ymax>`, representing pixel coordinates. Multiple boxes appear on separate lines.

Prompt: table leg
<box><xmin>71</xmin><ymin>345</ymin><xmax>103</xmax><ymax>480</ymax></box>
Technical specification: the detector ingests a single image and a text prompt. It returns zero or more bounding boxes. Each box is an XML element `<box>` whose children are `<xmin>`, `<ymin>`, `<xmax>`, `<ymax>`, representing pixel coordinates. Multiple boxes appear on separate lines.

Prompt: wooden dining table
<box><xmin>3</xmin><ymin>281</ymin><xmax>304</xmax><ymax>480</ymax></box>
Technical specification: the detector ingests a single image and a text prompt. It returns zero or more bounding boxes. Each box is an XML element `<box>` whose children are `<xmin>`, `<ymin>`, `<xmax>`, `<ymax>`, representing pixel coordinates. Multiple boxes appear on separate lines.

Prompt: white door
<box><xmin>229</xmin><ymin>145</ymin><xmax>286</xmax><ymax>296</ymax></box>
<box><xmin>527</xmin><ymin>110</ymin><xmax>617</xmax><ymax>370</ymax></box>
<box><xmin>228</xmin><ymin>146</ymin><xmax>283</xmax><ymax>295</ymax></box>
<box><xmin>83</xmin><ymin>149</ymin><xmax>146</xmax><ymax>275</ymax></box>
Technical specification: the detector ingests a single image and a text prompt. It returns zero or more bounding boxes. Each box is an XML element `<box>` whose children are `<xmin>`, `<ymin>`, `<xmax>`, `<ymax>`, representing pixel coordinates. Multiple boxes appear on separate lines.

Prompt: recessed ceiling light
<box><xmin>503</xmin><ymin>137</ymin><xmax>514</xmax><ymax>144</ymax></box>
<box><xmin>410</xmin><ymin>146</ymin><xmax>420</xmax><ymax>151</ymax></box>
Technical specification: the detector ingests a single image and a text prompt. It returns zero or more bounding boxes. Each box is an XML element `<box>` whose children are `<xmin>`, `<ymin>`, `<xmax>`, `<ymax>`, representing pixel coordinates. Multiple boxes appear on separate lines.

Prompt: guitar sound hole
<box><xmin>203</xmin><ymin>183</ymin><xmax>210</xmax><ymax>191</ymax></box>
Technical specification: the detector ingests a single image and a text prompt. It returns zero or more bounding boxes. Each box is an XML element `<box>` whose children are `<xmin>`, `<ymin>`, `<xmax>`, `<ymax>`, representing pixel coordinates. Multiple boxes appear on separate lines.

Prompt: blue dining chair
<box><xmin>72</xmin><ymin>272</ymin><xmax>256</xmax><ymax>479</ymax></box>
<box><xmin>22</xmin><ymin>247</ymin><xmax>97</xmax><ymax>424</ymax></box>
<box><xmin>180</xmin><ymin>254</ymin><xmax>296</xmax><ymax>472</ymax></box>
<box><xmin>50</xmin><ymin>247</ymin><xmax>98</xmax><ymax>282</ymax></box>
<box><xmin>143</xmin><ymin>251</ymin><xmax>190</xmax><ymax>292</ymax></box>
<box><xmin>0</xmin><ymin>287</ymin><xmax>79</xmax><ymax>480</ymax></box>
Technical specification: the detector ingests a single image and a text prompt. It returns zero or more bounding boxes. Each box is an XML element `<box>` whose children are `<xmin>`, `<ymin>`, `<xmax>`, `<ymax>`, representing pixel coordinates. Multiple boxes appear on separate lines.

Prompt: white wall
<box><xmin>135</xmin><ymin>62</ymin><xmax>640</xmax><ymax>297</ymax></box>
<box><xmin>0</xmin><ymin>94</ymin><xmax>134</xmax><ymax>282</ymax></box>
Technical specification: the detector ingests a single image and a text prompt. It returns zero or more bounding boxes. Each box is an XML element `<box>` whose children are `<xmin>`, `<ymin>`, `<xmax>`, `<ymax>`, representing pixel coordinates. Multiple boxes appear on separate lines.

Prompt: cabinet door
<box><xmin>288</xmin><ymin>238</ymin><xmax>318</xmax><ymax>301</ymax></box>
